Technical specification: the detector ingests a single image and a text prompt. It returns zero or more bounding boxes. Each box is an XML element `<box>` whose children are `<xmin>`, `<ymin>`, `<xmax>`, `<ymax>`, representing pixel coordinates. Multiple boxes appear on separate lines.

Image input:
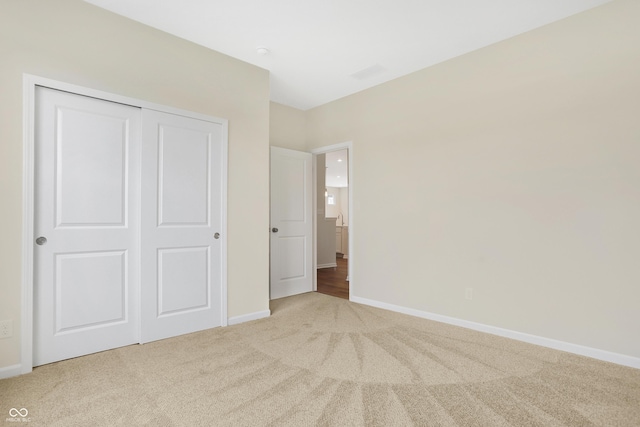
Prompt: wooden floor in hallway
<box><xmin>317</xmin><ymin>257</ymin><xmax>349</xmax><ymax>300</ymax></box>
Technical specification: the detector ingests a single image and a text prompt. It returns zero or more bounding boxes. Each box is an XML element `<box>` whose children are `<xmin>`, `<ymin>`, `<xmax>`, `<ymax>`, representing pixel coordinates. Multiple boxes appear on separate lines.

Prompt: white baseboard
<box><xmin>350</xmin><ymin>296</ymin><xmax>640</xmax><ymax>370</ymax></box>
<box><xmin>228</xmin><ymin>310</ymin><xmax>270</xmax><ymax>326</ymax></box>
<box><xmin>0</xmin><ymin>364</ymin><xmax>23</xmax><ymax>380</ymax></box>
<box><xmin>317</xmin><ymin>263</ymin><xmax>337</xmax><ymax>269</ymax></box>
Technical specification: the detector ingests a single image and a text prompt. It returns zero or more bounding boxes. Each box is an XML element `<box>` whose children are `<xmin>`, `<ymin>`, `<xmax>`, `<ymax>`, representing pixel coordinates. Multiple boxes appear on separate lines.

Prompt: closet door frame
<box><xmin>21</xmin><ymin>74</ymin><xmax>228</xmax><ymax>374</ymax></box>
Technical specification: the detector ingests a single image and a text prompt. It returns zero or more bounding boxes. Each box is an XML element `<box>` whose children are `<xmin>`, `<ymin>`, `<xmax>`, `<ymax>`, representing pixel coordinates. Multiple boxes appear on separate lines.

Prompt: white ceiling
<box><xmin>84</xmin><ymin>0</ymin><xmax>610</xmax><ymax>111</ymax></box>
<box><xmin>325</xmin><ymin>150</ymin><xmax>348</xmax><ymax>188</ymax></box>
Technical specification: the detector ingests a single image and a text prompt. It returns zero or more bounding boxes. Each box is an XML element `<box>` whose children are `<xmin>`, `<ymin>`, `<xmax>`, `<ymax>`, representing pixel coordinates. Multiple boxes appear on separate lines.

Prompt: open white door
<box><xmin>270</xmin><ymin>147</ymin><xmax>313</xmax><ymax>299</ymax></box>
<box><xmin>140</xmin><ymin>109</ymin><xmax>225</xmax><ymax>343</ymax></box>
<box><xmin>33</xmin><ymin>87</ymin><xmax>141</xmax><ymax>366</ymax></box>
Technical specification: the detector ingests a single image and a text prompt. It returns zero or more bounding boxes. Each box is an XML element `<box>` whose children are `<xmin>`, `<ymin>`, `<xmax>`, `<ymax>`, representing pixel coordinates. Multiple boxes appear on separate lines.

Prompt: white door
<box><xmin>140</xmin><ymin>109</ymin><xmax>224</xmax><ymax>342</ymax></box>
<box><xmin>270</xmin><ymin>147</ymin><xmax>313</xmax><ymax>299</ymax></box>
<box><xmin>33</xmin><ymin>87</ymin><xmax>141</xmax><ymax>366</ymax></box>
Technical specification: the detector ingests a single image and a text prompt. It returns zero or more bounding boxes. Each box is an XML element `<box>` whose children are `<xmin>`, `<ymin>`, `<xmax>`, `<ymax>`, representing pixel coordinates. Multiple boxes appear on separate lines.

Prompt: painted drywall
<box><xmin>317</xmin><ymin>217</ymin><xmax>337</xmax><ymax>268</ymax></box>
<box><xmin>316</xmin><ymin>154</ymin><xmax>334</xmax><ymax>266</ymax></box>
<box><xmin>0</xmin><ymin>0</ymin><xmax>270</xmax><ymax>370</ymax></box>
<box><xmin>325</xmin><ymin>187</ymin><xmax>349</xmax><ymax>227</ymax></box>
<box><xmin>339</xmin><ymin>188</ymin><xmax>349</xmax><ymax>227</ymax></box>
<box><xmin>325</xmin><ymin>187</ymin><xmax>341</xmax><ymax>218</ymax></box>
<box><xmin>305</xmin><ymin>0</ymin><xmax>640</xmax><ymax>359</ymax></box>
<box><xmin>269</xmin><ymin>102</ymin><xmax>307</xmax><ymax>151</ymax></box>
<box><xmin>316</xmin><ymin>154</ymin><xmax>327</xmax><ymax>216</ymax></box>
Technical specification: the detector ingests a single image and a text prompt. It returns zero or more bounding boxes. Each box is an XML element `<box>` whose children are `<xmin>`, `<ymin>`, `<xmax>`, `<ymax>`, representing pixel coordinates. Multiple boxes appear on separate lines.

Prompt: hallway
<box><xmin>316</xmin><ymin>258</ymin><xmax>348</xmax><ymax>299</ymax></box>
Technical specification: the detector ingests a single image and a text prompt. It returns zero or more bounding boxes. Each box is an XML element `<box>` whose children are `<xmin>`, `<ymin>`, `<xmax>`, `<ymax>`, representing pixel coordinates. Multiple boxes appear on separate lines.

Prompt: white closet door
<box><xmin>140</xmin><ymin>109</ymin><xmax>224</xmax><ymax>343</ymax></box>
<box><xmin>33</xmin><ymin>87</ymin><xmax>141</xmax><ymax>366</ymax></box>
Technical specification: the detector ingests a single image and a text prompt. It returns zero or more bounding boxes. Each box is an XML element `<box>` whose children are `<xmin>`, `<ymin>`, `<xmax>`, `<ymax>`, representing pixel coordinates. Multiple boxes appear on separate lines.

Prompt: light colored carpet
<box><xmin>1</xmin><ymin>292</ymin><xmax>639</xmax><ymax>426</ymax></box>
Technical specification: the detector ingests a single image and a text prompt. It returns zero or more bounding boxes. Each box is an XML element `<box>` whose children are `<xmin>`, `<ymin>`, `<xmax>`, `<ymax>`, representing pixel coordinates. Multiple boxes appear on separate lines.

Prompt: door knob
<box><xmin>271</xmin><ymin>228</ymin><xmax>278</xmax><ymax>233</ymax></box>
<box><xmin>214</xmin><ymin>233</ymin><xmax>220</xmax><ymax>239</ymax></box>
<box><xmin>35</xmin><ymin>236</ymin><xmax>47</xmax><ymax>245</ymax></box>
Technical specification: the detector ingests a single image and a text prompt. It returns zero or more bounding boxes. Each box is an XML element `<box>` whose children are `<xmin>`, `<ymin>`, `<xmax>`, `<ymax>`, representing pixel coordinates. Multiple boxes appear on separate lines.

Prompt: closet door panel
<box><xmin>141</xmin><ymin>109</ymin><xmax>224</xmax><ymax>343</ymax></box>
<box><xmin>33</xmin><ymin>87</ymin><xmax>141</xmax><ymax>366</ymax></box>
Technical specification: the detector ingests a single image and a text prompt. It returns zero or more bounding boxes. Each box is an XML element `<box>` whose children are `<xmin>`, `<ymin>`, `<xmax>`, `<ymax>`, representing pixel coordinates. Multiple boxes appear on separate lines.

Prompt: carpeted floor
<box><xmin>2</xmin><ymin>292</ymin><xmax>639</xmax><ymax>426</ymax></box>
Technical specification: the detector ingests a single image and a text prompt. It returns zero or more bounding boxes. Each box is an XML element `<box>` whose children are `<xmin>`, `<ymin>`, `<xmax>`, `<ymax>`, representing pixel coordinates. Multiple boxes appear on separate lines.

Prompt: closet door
<box><xmin>33</xmin><ymin>87</ymin><xmax>141</xmax><ymax>366</ymax></box>
<box><xmin>140</xmin><ymin>109</ymin><xmax>224</xmax><ymax>343</ymax></box>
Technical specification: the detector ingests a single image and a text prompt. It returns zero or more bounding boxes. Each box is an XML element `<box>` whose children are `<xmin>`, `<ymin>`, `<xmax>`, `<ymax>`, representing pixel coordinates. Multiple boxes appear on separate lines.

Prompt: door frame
<box><xmin>311</xmin><ymin>142</ymin><xmax>353</xmax><ymax>299</ymax></box>
<box><xmin>21</xmin><ymin>74</ymin><xmax>228</xmax><ymax>374</ymax></box>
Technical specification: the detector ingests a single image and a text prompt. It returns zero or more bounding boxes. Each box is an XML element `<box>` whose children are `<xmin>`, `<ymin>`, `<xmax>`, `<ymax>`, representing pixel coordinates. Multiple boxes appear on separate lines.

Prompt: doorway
<box><xmin>312</xmin><ymin>143</ymin><xmax>352</xmax><ymax>300</ymax></box>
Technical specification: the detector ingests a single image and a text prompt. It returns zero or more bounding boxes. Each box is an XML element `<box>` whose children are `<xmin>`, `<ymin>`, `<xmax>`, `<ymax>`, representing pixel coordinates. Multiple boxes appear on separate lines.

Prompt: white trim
<box><xmin>311</xmin><ymin>142</ymin><xmax>353</xmax><ymax>301</ymax></box>
<box><xmin>317</xmin><ymin>263</ymin><xmax>338</xmax><ymax>269</ymax></box>
<box><xmin>219</xmin><ymin>117</ymin><xmax>229</xmax><ymax>327</ymax></box>
<box><xmin>21</xmin><ymin>74</ymin><xmax>229</xmax><ymax>372</ymax></box>
<box><xmin>310</xmin><ymin>141</ymin><xmax>352</xmax><ymax>155</ymax></box>
<box><xmin>23</xmin><ymin>75</ymin><xmax>222</xmax><ymax>123</ymax></box>
<box><xmin>351</xmin><ymin>296</ymin><xmax>640</xmax><ymax>369</ymax></box>
<box><xmin>311</xmin><ymin>155</ymin><xmax>317</xmax><ymax>292</ymax></box>
<box><xmin>0</xmin><ymin>364</ymin><xmax>23</xmax><ymax>380</ymax></box>
<box><xmin>21</xmin><ymin>77</ymin><xmax>36</xmax><ymax>375</ymax></box>
<box><xmin>228</xmin><ymin>310</ymin><xmax>271</xmax><ymax>326</ymax></box>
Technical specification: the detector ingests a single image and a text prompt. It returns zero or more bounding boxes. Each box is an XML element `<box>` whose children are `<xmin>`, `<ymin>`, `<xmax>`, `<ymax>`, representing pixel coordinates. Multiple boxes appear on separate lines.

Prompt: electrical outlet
<box><xmin>0</xmin><ymin>320</ymin><xmax>13</xmax><ymax>339</ymax></box>
<box><xmin>465</xmin><ymin>288</ymin><xmax>473</xmax><ymax>301</ymax></box>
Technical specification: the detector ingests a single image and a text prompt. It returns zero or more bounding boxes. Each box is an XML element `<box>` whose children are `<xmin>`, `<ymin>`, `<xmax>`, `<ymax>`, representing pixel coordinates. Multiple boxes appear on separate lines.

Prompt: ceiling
<box><xmin>84</xmin><ymin>0</ymin><xmax>610</xmax><ymax>111</ymax></box>
<box><xmin>325</xmin><ymin>150</ymin><xmax>348</xmax><ymax>188</ymax></box>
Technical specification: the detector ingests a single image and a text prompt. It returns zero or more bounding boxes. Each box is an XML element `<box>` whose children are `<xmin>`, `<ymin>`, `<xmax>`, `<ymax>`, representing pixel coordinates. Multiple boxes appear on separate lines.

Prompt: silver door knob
<box><xmin>271</xmin><ymin>228</ymin><xmax>278</xmax><ymax>233</ymax></box>
<box><xmin>214</xmin><ymin>232</ymin><xmax>220</xmax><ymax>239</ymax></box>
<box><xmin>35</xmin><ymin>236</ymin><xmax>47</xmax><ymax>245</ymax></box>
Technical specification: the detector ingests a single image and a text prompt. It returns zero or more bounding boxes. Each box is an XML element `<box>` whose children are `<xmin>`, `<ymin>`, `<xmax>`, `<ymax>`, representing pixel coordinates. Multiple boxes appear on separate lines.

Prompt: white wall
<box><xmin>315</xmin><ymin>155</ymin><xmax>336</xmax><ymax>266</ymax></box>
<box><xmin>325</xmin><ymin>186</ymin><xmax>341</xmax><ymax>219</ymax></box>
<box><xmin>339</xmin><ymin>188</ymin><xmax>349</xmax><ymax>226</ymax></box>
<box><xmin>305</xmin><ymin>0</ymin><xmax>640</xmax><ymax>360</ymax></box>
<box><xmin>317</xmin><ymin>217</ymin><xmax>338</xmax><ymax>268</ymax></box>
<box><xmin>0</xmin><ymin>0</ymin><xmax>270</xmax><ymax>371</ymax></box>
<box><xmin>325</xmin><ymin>187</ymin><xmax>349</xmax><ymax>225</ymax></box>
<box><xmin>269</xmin><ymin>102</ymin><xmax>307</xmax><ymax>151</ymax></box>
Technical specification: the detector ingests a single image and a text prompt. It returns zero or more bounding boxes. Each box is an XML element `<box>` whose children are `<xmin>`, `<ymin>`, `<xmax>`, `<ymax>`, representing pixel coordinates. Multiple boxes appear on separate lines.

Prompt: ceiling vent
<box><xmin>350</xmin><ymin>64</ymin><xmax>386</xmax><ymax>80</ymax></box>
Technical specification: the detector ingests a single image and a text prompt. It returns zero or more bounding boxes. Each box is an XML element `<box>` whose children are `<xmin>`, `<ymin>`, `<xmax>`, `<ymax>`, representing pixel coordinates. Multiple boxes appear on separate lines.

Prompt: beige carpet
<box><xmin>1</xmin><ymin>292</ymin><xmax>639</xmax><ymax>426</ymax></box>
